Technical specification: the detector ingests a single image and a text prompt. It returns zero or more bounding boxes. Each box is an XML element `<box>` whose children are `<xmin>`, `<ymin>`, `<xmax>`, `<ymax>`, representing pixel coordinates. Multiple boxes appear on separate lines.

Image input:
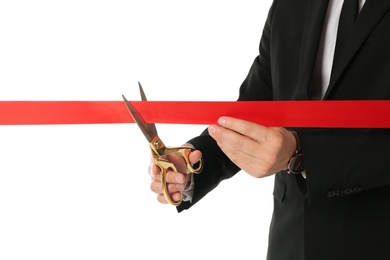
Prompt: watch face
<box><xmin>288</xmin><ymin>153</ymin><xmax>304</xmax><ymax>173</ymax></box>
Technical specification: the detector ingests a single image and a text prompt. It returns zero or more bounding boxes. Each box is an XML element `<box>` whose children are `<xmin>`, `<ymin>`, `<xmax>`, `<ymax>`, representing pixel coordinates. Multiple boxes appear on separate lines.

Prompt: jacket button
<box><xmin>327</xmin><ymin>190</ymin><xmax>336</xmax><ymax>198</ymax></box>
<box><xmin>344</xmin><ymin>188</ymin><xmax>353</xmax><ymax>195</ymax></box>
<box><xmin>353</xmin><ymin>187</ymin><xmax>362</xmax><ymax>193</ymax></box>
<box><xmin>335</xmin><ymin>189</ymin><xmax>344</xmax><ymax>196</ymax></box>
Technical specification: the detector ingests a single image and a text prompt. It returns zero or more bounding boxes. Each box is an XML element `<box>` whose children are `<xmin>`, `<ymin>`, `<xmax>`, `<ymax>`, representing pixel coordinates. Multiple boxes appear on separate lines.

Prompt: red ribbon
<box><xmin>0</xmin><ymin>100</ymin><xmax>389</xmax><ymax>128</ymax></box>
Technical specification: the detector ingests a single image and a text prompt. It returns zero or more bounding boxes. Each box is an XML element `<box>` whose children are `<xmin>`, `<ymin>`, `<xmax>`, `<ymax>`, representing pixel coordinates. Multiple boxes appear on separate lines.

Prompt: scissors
<box><xmin>122</xmin><ymin>82</ymin><xmax>203</xmax><ymax>206</ymax></box>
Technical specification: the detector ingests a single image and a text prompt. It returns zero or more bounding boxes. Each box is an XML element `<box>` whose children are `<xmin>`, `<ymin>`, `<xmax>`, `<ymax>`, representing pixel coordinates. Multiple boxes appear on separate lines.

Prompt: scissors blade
<box><xmin>138</xmin><ymin>82</ymin><xmax>158</xmax><ymax>134</ymax></box>
<box><xmin>138</xmin><ymin>82</ymin><xmax>148</xmax><ymax>101</ymax></box>
<box><xmin>122</xmin><ymin>94</ymin><xmax>157</xmax><ymax>143</ymax></box>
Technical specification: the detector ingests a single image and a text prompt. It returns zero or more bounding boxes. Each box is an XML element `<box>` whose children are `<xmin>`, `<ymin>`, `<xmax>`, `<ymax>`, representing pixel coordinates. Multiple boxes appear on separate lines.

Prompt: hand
<box><xmin>149</xmin><ymin>144</ymin><xmax>202</xmax><ymax>204</ymax></box>
<box><xmin>208</xmin><ymin>117</ymin><xmax>296</xmax><ymax>178</ymax></box>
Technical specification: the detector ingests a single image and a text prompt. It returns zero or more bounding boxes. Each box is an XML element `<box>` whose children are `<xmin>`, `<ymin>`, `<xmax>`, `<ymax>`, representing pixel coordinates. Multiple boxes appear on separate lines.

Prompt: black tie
<box><xmin>334</xmin><ymin>0</ymin><xmax>359</xmax><ymax>62</ymax></box>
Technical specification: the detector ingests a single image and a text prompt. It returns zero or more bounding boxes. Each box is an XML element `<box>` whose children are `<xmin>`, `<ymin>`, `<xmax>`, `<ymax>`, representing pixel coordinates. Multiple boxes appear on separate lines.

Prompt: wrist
<box><xmin>287</xmin><ymin>131</ymin><xmax>305</xmax><ymax>175</ymax></box>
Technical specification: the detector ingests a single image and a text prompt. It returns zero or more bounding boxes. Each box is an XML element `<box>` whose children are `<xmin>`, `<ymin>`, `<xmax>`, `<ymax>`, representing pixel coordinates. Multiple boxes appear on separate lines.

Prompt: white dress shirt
<box><xmin>311</xmin><ymin>0</ymin><xmax>366</xmax><ymax>99</ymax></box>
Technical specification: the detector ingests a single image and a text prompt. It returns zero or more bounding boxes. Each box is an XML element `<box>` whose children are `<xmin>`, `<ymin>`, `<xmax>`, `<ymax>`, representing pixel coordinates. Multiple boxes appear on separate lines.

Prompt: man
<box><xmin>149</xmin><ymin>0</ymin><xmax>390</xmax><ymax>259</ymax></box>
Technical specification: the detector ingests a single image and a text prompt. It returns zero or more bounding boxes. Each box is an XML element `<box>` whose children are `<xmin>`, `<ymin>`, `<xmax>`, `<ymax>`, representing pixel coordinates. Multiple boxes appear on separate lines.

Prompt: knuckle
<box><xmin>230</xmin><ymin>119</ymin><xmax>256</xmax><ymax>137</ymax></box>
<box><xmin>150</xmin><ymin>181</ymin><xmax>159</xmax><ymax>193</ymax></box>
<box><xmin>240</xmin><ymin>123</ymin><xmax>254</xmax><ymax>136</ymax></box>
<box><xmin>157</xmin><ymin>194</ymin><xmax>168</xmax><ymax>204</ymax></box>
<box><xmin>167</xmin><ymin>171</ymin><xmax>179</xmax><ymax>183</ymax></box>
<box><xmin>169</xmin><ymin>183</ymin><xmax>185</xmax><ymax>192</ymax></box>
<box><xmin>232</xmin><ymin>136</ymin><xmax>245</xmax><ymax>149</ymax></box>
<box><xmin>272</xmin><ymin>133</ymin><xmax>285</xmax><ymax>149</ymax></box>
<box><xmin>167</xmin><ymin>183</ymin><xmax>177</xmax><ymax>192</ymax></box>
<box><xmin>171</xmin><ymin>192</ymin><xmax>182</xmax><ymax>202</ymax></box>
<box><xmin>151</xmin><ymin>164</ymin><xmax>161</xmax><ymax>176</ymax></box>
<box><xmin>269</xmin><ymin>128</ymin><xmax>285</xmax><ymax>146</ymax></box>
<box><xmin>176</xmin><ymin>173</ymin><xmax>186</xmax><ymax>184</ymax></box>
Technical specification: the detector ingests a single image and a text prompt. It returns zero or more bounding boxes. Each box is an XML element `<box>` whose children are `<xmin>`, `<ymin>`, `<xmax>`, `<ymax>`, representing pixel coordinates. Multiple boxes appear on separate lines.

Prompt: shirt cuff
<box><xmin>182</xmin><ymin>173</ymin><xmax>194</xmax><ymax>202</ymax></box>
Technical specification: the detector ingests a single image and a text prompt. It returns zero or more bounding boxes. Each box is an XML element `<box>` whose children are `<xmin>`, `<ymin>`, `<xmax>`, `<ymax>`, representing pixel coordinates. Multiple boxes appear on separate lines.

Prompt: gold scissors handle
<box><xmin>164</xmin><ymin>145</ymin><xmax>203</xmax><ymax>174</ymax></box>
<box><xmin>152</xmin><ymin>145</ymin><xmax>203</xmax><ymax>206</ymax></box>
<box><xmin>122</xmin><ymin>85</ymin><xmax>203</xmax><ymax>206</ymax></box>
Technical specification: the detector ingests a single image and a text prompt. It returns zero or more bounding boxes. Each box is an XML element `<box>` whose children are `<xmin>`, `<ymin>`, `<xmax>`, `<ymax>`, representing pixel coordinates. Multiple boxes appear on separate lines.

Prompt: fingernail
<box><xmin>208</xmin><ymin>125</ymin><xmax>216</xmax><ymax>135</ymax></box>
<box><xmin>218</xmin><ymin>117</ymin><xmax>226</xmax><ymax>126</ymax></box>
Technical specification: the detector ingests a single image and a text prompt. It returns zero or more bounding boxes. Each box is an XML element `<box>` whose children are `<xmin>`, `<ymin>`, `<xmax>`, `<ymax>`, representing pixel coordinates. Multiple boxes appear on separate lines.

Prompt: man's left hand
<box><xmin>208</xmin><ymin>116</ymin><xmax>297</xmax><ymax>178</ymax></box>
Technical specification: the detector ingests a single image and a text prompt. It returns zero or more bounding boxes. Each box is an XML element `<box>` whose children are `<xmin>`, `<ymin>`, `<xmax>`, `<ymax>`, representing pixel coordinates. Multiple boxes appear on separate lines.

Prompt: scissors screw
<box><xmin>154</xmin><ymin>140</ymin><xmax>163</xmax><ymax>149</ymax></box>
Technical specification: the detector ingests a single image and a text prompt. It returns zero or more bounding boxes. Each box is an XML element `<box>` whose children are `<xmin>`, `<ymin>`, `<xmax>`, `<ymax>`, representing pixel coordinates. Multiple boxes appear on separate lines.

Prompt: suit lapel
<box><xmin>293</xmin><ymin>0</ymin><xmax>329</xmax><ymax>100</ymax></box>
<box><xmin>324</xmin><ymin>0</ymin><xmax>390</xmax><ymax>99</ymax></box>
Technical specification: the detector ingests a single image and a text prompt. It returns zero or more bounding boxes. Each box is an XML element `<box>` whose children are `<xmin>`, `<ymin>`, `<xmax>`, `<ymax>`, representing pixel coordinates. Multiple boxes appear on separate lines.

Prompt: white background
<box><xmin>0</xmin><ymin>1</ymin><xmax>274</xmax><ymax>259</ymax></box>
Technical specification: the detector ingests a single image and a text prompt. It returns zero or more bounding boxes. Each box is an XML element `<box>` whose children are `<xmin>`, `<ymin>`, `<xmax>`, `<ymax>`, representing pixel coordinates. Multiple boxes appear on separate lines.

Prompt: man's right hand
<box><xmin>149</xmin><ymin>144</ymin><xmax>202</xmax><ymax>204</ymax></box>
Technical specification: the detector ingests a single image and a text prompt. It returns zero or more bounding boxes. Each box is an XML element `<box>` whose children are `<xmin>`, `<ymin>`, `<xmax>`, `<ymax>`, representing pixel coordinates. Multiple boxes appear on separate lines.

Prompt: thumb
<box><xmin>189</xmin><ymin>149</ymin><xmax>202</xmax><ymax>165</ymax></box>
<box><xmin>182</xmin><ymin>143</ymin><xmax>202</xmax><ymax>165</ymax></box>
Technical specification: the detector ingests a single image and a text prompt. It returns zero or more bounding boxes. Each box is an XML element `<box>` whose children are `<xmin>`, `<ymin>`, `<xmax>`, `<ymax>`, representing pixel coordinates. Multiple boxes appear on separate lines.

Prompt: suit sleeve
<box><xmin>298</xmin><ymin>127</ymin><xmax>390</xmax><ymax>206</ymax></box>
<box><xmin>176</xmin><ymin>1</ymin><xmax>277</xmax><ymax>212</ymax></box>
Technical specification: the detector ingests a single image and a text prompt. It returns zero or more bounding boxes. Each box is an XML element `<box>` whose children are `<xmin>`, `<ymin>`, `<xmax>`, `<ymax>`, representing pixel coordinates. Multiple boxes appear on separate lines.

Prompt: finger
<box><xmin>165</xmin><ymin>153</ymin><xmax>187</xmax><ymax>173</ymax></box>
<box><xmin>218</xmin><ymin>117</ymin><xmax>291</xmax><ymax>154</ymax></box>
<box><xmin>216</xmin><ymin>139</ymin><xmax>272</xmax><ymax>177</ymax></box>
<box><xmin>189</xmin><ymin>150</ymin><xmax>202</xmax><ymax>165</ymax></box>
<box><xmin>157</xmin><ymin>192</ymin><xmax>181</xmax><ymax>204</ymax></box>
<box><xmin>217</xmin><ymin>116</ymin><xmax>268</xmax><ymax>142</ymax></box>
<box><xmin>157</xmin><ymin>194</ymin><xmax>169</xmax><ymax>204</ymax></box>
<box><xmin>208</xmin><ymin>124</ymin><xmax>283</xmax><ymax>177</ymax></box>
<box><xmin>150</xmin><ymin>170</ymin><xmax>188</xmax><ymax>192</ymax></box>
<box><xmin>150</xmin><ymin>162</ymin><xmax>185</xmax><ymax>181</ymax></box>
<box><xmin>209</xmin><ymin>124</ymin><xmax>260</xmax><ymax>157</ymax></box>
<box><xmin>150</xmin><ymin>180</ymin><xmax>187</xmax><ymax>194</ymax></box>
<box><xmin>179</xmin><ymin>143</ymin><xmax>203</xmax><ymax>165</ymax></box>
<box><xmin>149</xmin><ymin>164</ymin><xmax>162</xmax><ymax>180</ymax></box>
<box><xmin>151</xmin><ymin>178</ymin><xmax>184</xmax><ymax>205</ymax></box>
<box><xmin>210</xmin><ymin>120</ymin><xmax>288</xmax><ymax>159</ymax></box>
<box><xmin>164</xmin><ymin>170</ymin><xmax>188</xmax><ymax>185</ymax></box>
<box><xmin>209</xmin><ymin>122</ymin><xmax>297</xmax><ymax>177</ymax></box>
<box><xmin>150</xmin><ymin>179</ymin><xmax>162</xmax><ymax>194</ymax></box>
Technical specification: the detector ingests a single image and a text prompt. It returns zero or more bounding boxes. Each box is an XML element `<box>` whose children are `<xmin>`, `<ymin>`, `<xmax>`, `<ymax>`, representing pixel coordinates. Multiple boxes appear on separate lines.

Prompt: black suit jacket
<box><xmin>178</xmin><ymin>1</ymin><xmax>390</xmax><ymax>259</ymax></box>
